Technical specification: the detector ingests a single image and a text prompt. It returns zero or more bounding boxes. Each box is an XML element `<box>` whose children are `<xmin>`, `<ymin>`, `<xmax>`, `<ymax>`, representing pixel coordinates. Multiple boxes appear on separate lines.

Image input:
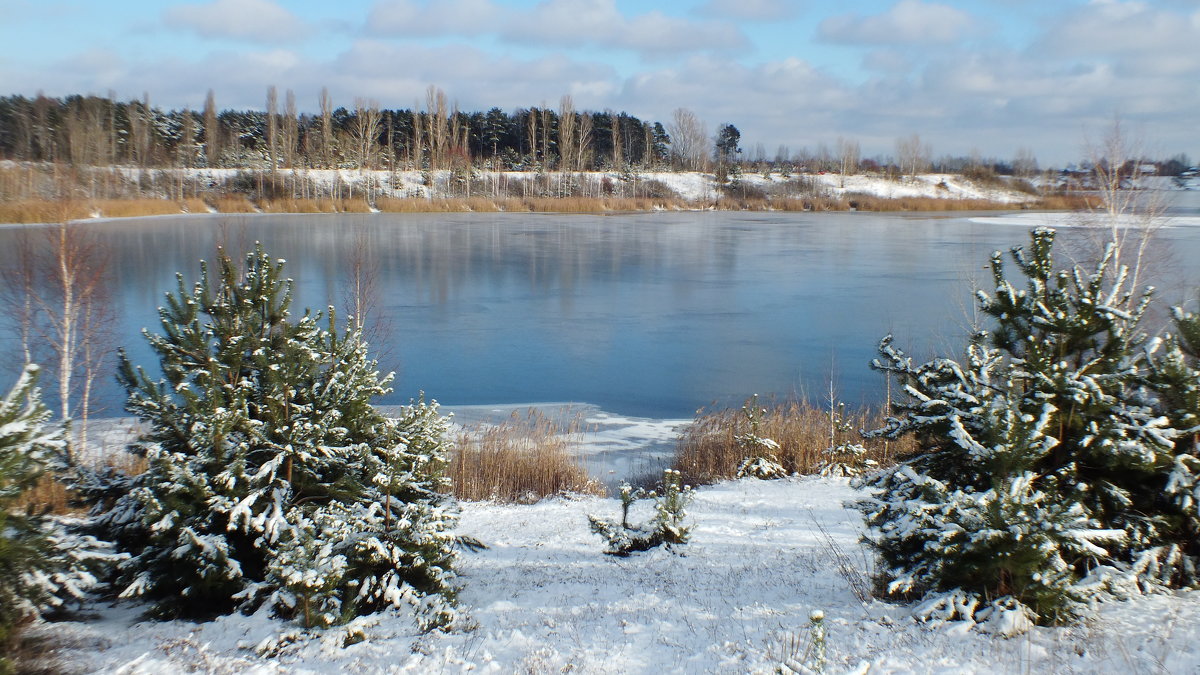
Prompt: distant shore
<box><xmin>0</xmin><ymin>166</ymin><xmax>1091</xmax><ymax>224</ymax></box>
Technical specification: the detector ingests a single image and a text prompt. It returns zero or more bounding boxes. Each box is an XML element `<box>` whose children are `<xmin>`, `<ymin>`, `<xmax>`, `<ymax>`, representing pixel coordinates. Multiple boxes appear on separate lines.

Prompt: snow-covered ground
<box><xmin>94</xmin><ymin>166</ymin><xmax>1044</xmax><ymax>207</ymax></box>
<box><xmin>42</xmin><ymin>476</ymin><xmax>1200</xmax><ymax>674</ymax></box>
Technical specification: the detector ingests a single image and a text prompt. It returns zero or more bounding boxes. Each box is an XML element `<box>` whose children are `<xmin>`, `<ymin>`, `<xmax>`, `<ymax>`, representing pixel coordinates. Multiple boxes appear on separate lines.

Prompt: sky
<box><xmin>1</xmin><ymin>0</ymin><xmax>1197</xmax><ymax>166</ymax></box>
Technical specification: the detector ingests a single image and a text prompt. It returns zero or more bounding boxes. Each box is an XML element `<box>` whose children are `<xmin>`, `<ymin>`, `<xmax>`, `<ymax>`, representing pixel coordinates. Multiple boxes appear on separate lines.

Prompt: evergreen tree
<box><xmin>91</xmin><ymin>245</ymin><xmax>459</xmax><ymax>629</ymax></box>
<box><xmin>1</xmin><ymin>365</ymin><xmax>112</xmax><ymax>670</ymax></box>
<box><xmin>1144</xmin><ymin>299</ymin><xmax>1200</xmax><ymax>582</ymax></box>
<box><xmin>863</xmin><ymin>228</ymin><xmax>1189</xmax><ymax>631</ymax></box>
<box><xmin>714</xmin><ymin>124</ymin><xmax>741</xmax><ymax>164</ymax></box>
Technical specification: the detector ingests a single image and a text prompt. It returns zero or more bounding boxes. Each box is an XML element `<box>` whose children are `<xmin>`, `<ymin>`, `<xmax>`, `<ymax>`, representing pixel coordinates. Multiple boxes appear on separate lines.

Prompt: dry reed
<box><xmin>448</xmin><ymin>408</ymin><xmax>604</xmax><ymax>503</ymax></box>
<box><xmin>674</xmin><ymin>397</ymin><xmax>916</xmax><ymax>485</ymax></box>
<box><xmin>209</xmin><ymin>195</ymin><xmax>258</xmax><ymax>213</ymax></box>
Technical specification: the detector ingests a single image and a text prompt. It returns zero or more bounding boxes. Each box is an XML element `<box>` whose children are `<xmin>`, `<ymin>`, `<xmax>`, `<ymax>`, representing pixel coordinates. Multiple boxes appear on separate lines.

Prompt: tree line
<box><xmin>0</xmin><ymin>88</ymin><xmax>691</xmax><ymax>173</ymax></box>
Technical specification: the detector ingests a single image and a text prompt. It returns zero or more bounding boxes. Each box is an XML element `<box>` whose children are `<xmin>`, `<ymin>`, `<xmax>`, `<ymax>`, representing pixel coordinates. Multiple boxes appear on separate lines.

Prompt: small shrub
<box><xmin>733</xmin><ymin>396</ymin><xmax>786</xmax><ymax>479</ymax></box>
<box><xmin>588</xmin><ymin>470</ymin><xmax>693</xmax><ymax>556</ymax></box>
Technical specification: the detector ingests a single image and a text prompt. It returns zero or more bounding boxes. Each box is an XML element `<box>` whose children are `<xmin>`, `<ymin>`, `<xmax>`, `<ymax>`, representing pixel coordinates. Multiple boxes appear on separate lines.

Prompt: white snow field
<box><xmin>45</xmin><ymin>476</ymin><xmax>1200</xmax><ymax>674</ymax></box>
<box><xmin>84</xmin><ymin>167</ymin><xmax>1042</xmax><ymax>208</ymax></box>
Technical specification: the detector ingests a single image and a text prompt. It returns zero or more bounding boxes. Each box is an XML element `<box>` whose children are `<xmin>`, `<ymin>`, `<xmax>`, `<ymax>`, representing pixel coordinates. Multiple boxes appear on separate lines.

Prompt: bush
<box><xmin>88</xmin><ymin>246</ymin><xmax>460</xmax><ymax>630</ymax></box>
<box><xmin>862</xmin><ymin>228</ymin><xmax>1200</xmax><ymax>632</ymax></box>
<box><xmin>588</xmin><ymin>470</ymin><xmax>693</xmax><ymax>556</ymax></box>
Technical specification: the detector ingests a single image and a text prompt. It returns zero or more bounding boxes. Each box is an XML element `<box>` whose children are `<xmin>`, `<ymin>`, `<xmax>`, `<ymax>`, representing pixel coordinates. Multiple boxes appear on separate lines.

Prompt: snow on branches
<box><xmin>89</xmin><ymin>245</ymin><xmax>459</xmax><ymax>630</ymax></box>
<box><xmin>862</xmin><ymin>228</ymin><xmax>1200</xmax><ymax>633</ymax></box>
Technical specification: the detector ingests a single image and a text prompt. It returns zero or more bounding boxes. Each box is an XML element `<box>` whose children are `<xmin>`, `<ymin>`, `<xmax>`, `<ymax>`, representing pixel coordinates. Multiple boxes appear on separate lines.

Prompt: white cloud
<box><xmin>1034</xmin><ymin>0</ymin><xmax>1200</xmax><ymax>74</ymax></box>
<box><xmin>163</xmin><ymin>0</ymin><xmax>311</xmax><ymax>44</ymax></box>
<box><xmin>365</xmin><ymin>0</ymin><xmax>502</xmax><ymax>37</ymax></box>
<box><xmin>365</xmin><ymin>0</ymin><xmax>747</xmax><ymax>56</ymax></box>
<box><xmin>695</xmin><ymin>0</ymin><xmax>800</xmax><ymax>21</ymax></box>
<box><xmin>818</xmin><ymin>0</ymin><xmax>974</xmax><ymax>45</ymax></box>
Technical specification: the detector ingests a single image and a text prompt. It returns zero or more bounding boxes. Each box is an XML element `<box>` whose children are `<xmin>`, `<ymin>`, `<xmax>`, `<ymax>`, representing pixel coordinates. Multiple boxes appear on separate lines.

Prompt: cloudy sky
<box><xmin>2</xmin><ymin>0</ymin><xmax>1196</xmax><ymax>165</ymax></box>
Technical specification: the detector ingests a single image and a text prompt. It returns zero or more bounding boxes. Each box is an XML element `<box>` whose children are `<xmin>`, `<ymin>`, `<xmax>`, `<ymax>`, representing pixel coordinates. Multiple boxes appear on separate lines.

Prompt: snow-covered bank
<box><xmin>429</xmin><ymin>403</ymin><xmax>688</xmax><ymax>487</ymax></box>
<box><xmin>970</xmin><ymin>211</ymin><xmax>1200</xmax><ymax>228</ymax></box>
<box><xmin>45</xmin><ymin>476</ymin><xmax>1200</xmax><ymax>674</ymax></box>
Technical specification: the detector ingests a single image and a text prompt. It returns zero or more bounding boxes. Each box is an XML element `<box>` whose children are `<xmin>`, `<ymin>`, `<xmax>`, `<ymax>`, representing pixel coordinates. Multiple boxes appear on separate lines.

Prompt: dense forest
<box><xmin>0</xmin><ymin>88</ymin><xmax>679</xmax><ymax>173</ymax></box>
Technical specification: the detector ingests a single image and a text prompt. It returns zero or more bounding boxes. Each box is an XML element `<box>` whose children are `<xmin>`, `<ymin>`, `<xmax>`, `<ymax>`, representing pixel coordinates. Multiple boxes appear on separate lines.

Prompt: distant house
<box><xmin>1137</xmin><ymin>163</ymin><xmax>1158</xmax><ymax>175</ymax></box>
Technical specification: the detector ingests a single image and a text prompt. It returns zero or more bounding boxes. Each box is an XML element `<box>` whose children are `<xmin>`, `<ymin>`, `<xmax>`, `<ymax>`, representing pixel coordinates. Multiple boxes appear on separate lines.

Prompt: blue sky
<box><xmin>2</xmin><ymin>0</ymin><xmax>1197</xmax><ymax>165</ymax></box>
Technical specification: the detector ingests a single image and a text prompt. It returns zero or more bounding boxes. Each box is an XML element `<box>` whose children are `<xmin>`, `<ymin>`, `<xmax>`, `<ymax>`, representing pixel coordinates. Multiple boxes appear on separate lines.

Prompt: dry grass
<box><xmin>0</xmin><ymin>198</ymin><xmax>218</xmax><ymax>223</ymax></box>
<box><xmin>448</xmin><ymin>409</ymin><xmax>604</xmax><ymax>503</ymax></box>
<box><xmin>209</xmin><ymin>195</ymin><xmax>258</xmax><ymax>213</ymax></box>
<box><xmin>0</xmin><ymin>200</ymin><xmax>88</xmax><ymax>223</ymax></box>
<box><xmin>673</xmin><ymin>397</ymin><xmax>917</xmax><ymax>486</ymax></box>
<box><xmin>15</xmin><ymin>445</ymin><xmax>146</xmax><ymax>516</ymax></box>
<box><xmin>257</xmin><ymin>198</ymin><xmax>336</xmax><ymax>214</ymax></box>
<box><xmin>375</xmin><ymin>197</ymin><xmax>505</xmax><ymax>212</ymax></box>
<box><xmin>90</xmin><ymin>199</ymin><xmax>192</xmax><ymax>219</ymax></box>
<box><xmin>1036</xmin><ymin>193</ymin><xmax>1092</xmax><ymax>210</ymax></box>
<box><xmin>839</xmin><ymin>194</ymin><xmax>1024</xmax><ymax>212</ymax></box>
<box><xmin>15</xmin><ymin>475</ymin><xmax>74</xmax><ymax>515</ymax></box>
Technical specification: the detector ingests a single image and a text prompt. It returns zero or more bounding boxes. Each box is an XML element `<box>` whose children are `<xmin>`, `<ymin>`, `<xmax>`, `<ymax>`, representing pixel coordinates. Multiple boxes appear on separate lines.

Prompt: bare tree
<box><xmin>127</xmin><ymin>93</ymin><xmax>154</xmax><ymax>167</ymax></box>
<box><xmin>203</xmin><ymin>89</ymin><xmax>220</xmax><ymax>167</ymax></box>
<box><xmin>281</xmin><ymin>89</ymin><xmax>298</xmax><ymax>169</ymax></box>
<box><xmin>1086</xmin><ymin>116</ymin><xmax>1161</xmax><ymax>291</ymax></box>
<box><xmin>895</xmin><ymin>133</ymin><xmax>931</xmax><ymax>179</ymax></box>
<box><xmin>1</xmin><ymin>220</ymin><xmax>114</xmax><ymax>460</ymax></box>
<box><xmin>179</xmin><ymin>108</ymin><xmax>195</xmax><ymax>171</ymax></box>
<box><xmin>319</xmin><ymin>87</ymin><xmax>334</xmax><ymax>169</ymax></box>
<box><xmin>576</xmin><ymin>112</ymin><xmax>593</xmax><ymax>172</ymax></box>
<box><xmin>425</xmin><ymin>86</ymin><xmax>450</xmax><ymax>170</ymax></box>
<box><xmin>610</xmin><ymin>110</ymin><xmax>623</xmax><ymax>170</ymax></box>
<box><xmin>1013</xmin><ymin>147</ymin><xmax>1038</xmax><ymax>179</ymax></box>
<box><xmin>341</xmin><ymin>230</ymin><xmax>395</xmax><ymax>369</ymax></box>
<box><xmin>351</xmin><ymin>98</ymin><xmax>382</xmax><ymax>169</ymax></box>
<box><xmin>667</xmin><ymin>108</ymin><xmax>708</xmax><ymax>172</ymax></box>
<box><xmin>837</xmin><ymin>137</ymin><xmax>860</xmax><ymax>188</ymax></box>
<box><xmin>525</xmin><ymin>108</ymin><xmax>538</xmax><ymax>167</ymax></box>
<box><xmin>265</xmin><ymin>86</ymin><xmax>278</xmax><ymax>177</ymax></box>
<box><xmin>557</xmin><ymin>95</ymin><xmax>577</xmax><ymax>172</ymax></box>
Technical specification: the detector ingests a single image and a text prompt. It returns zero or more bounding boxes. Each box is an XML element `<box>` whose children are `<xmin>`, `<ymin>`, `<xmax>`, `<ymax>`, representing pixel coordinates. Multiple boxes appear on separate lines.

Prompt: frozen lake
<box><xmin>5</xmin><ymin>196</ymin><xmax>1200</xmax><ymax>423</ymax></box>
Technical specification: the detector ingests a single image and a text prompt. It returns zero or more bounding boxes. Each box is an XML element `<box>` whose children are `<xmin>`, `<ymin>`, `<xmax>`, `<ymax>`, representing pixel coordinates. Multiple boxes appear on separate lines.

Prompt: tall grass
<box><xmin>674</xmin><ymin>397</ymin><xmax>916</xmax><ymax>485</ymax></box>
<box><xmin>448</xmin><ymin>409</ymin><xmax>604</xmax><ymax>503</ymax></box>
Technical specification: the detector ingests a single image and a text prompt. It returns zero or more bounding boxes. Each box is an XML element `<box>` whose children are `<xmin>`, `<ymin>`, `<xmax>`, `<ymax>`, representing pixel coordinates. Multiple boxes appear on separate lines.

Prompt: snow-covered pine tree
<box><xmin>0</xmin><ymin>365</ymin><xmax>61</xmax><ymax>666</ymax></box>
<box><xmin>863</xmin><ymin>228</ymin><xmax>1182</xmax><ymax>630</ymax></box>
<box><xmin>1144</xmin><ymin>300</ymin><xmax>1200</xmax><ymax>584</ymax></box>
<box><xmin>1</xmin><ymin>364</ymin><xmax>113</xmax><ymax>665</ymax></box>
<box><xmin>91</xmin><ymin>245</ymin><xmax>459</xmax><ymax>629</ymax></box>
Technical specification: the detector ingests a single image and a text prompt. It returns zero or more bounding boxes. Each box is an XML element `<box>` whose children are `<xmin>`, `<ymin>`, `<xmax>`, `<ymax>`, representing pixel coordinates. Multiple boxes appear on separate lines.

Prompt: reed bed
<box><xmin>0</xmin><ymin>199</ymin><xmax>89</xmax><ymax>223</ymax></box>
<box><xmin>91</xmin><ymin>199</ymin><xmax>197</xmax><ymax>219</ymax></box>
<box><xmin>448</xmin><ymin>409</ymin><xmax>604</xmax><ymax>503</ymax></box>
<box><xmin>209</xmin><ymin>195</ymin><xmax>258</xmax><ymax>213</ymax></box>
<box><xmin>257</xmin><ymin>198</ymin><xmax>336</xmax><ymax>214</ymax></box>
<box><xmin>0</xmin><ymin>198</ymin><xmax>220</xmax><ymax>223</ymax></box>
<box><xmin>673</xmin><ymin>397</ymin><xmax>917</xmax><ymax>486</ymax></box>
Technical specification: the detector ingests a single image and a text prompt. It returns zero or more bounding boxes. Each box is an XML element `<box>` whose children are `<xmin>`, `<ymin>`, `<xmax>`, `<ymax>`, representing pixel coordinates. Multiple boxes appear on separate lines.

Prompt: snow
<box><xmin>41</xmin><ymin>475</ymin><xmax>1200</xmax><ymax>674</ymax></box>
<box><xmin>142</xmin><ymin>167</ymin><xmax>1045</xmax><ymax>207</ymax></box>
<box><xmin>969</xmin><ymin>211</ymin><xmax>1200</xmax><ymax>229</ymax></box>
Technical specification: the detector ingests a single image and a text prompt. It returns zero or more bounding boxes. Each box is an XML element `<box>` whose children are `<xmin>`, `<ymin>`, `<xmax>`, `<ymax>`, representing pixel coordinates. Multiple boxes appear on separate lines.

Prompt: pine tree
<box><xmin>1</xmin><ymin>365</ymin><xmax>113</xmax><ymax>669</ymax></box>
<box><xmin>863</xmin><ymin>228</ymin><xmax>1186</xmax><ymax>631</ymax></box>
<box><xmin>1144</xmin><ymin>299</ymin><xmax>1200</xmax><ymax>583</ymax></box>
<box><xmin>90</xmin><ymin>245</ymin><xmax>459</xmax><ymax>629</ymax></box>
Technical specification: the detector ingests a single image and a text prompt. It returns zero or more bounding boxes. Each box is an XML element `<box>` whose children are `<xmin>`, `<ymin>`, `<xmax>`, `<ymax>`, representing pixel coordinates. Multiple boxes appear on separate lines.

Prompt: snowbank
<box><xmin>46</xmin><ymin>476</ymin><xmax>1200</xmax><ymax>673</ymax></box>
<box><xmin>133</xmin><ymin>167</ymin><xmax>1044</xmax><ymax>206</ymax></box>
